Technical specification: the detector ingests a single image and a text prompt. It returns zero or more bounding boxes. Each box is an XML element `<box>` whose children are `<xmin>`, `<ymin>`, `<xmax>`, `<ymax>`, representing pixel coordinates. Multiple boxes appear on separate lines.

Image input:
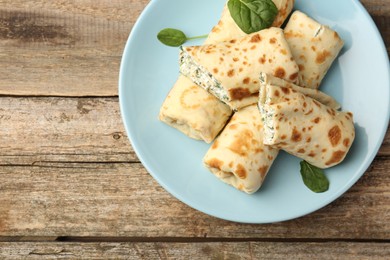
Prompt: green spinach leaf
<box><xmin>157</xmin><ymin>28</ymin><xmax>207</xmax><ymax>47</ymax></box>
<box><xmin>300</xmin><ymin>161</ymin><xmax>329</xmax><ymax>193</ymax></box>
<box><xmin>228</xmin><ymin>0</ymin><xmax>278</xmax><ymax>34</ymax></box>
<box><xmin>157</xmin><ymin>28</ymin><xmax>187</xmax><ymax>47</ymax></box>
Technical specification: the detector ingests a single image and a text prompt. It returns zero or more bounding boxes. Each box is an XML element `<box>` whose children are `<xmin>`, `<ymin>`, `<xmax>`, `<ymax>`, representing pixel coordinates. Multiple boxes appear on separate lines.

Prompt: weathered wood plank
<box><xmin>0</xmin><ymin>0</ymin><xmax>149</xmax><ymax>22</ymax></box>
<box><xmin>0</xmin><ymin>158</ymin><xmax>388</xmax><ymax>239</ymax></box>
<box><xmin>0</xmin><ymin>97</ymin><xmax>137</xmax><ymax>164</ymax></box>
<box><xmin>0</xmin><ymin>0</ymin><xmax>149</xmax><ymax>96</ymax></box>
<box><xmin>380</xmin><ymin>127</ymin><xmax>390</xmax><ymax>156</ymax></box>
<box><xmin>0</xmin><ymin>242</ymin><xmax>389</xmax><ymax>259</ymax></box>
<box><xmin>0</xmin><ymin>97</ymin><xmax>388</xmax><ymax>166</ymax></box>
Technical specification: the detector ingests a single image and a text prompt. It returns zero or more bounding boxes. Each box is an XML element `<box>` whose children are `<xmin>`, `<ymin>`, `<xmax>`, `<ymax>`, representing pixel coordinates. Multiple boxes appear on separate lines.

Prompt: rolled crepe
<box><xmin>258</xmin><ymin>83</ymin><xmax>355</xmax><ymax>169</ymax></box>
<box><xmin>180</xmin><ymin>28</ymin><xmax>300</xmax><ymax>110</ymax></box>
<box><xmin>225</xmin><ymin>72</ymin><xmax>341</xmax><ymax>110</ymax></box>
<box><xmin>259</xmin><ymin>72</ymin><xmax>341</xmax><ymax>110</ymax></box>
<box><xmin>159</xmin><ymin>76</ymin><xmax>231</xmax><ymax>143</ymax></box>
<box><xmin>159</xmin><ymin>1</ymin><xmax>295</xmax><ymax>143</ymax></box>
<box><xmin>284</xmin><ymin>11</ymin><xmax>344</xmax><ymax>89</ymax></box>
<box><xmin>203</xmin><ymin>105</ymin><xmax>279</xmax><ymax>194</ymax></box>
<box><xmin>272</xmin><ymin>0</ymin><xmax>295</xmax><ymax>27</ymax></box>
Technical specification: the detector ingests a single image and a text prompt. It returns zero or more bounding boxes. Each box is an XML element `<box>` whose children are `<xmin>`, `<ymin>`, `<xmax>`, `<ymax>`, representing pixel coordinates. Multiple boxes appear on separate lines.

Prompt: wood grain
<box><xmin>1</xmin><ymin>242</ymin><xmax>389</xmax><ymax>259</ymax></box>
<box><xmin>0</xmin><ymin>0</ymin><xmax>149</xmax><ymax>96</ymax></box>
<box><xmin>0</xmin><ymin>97</ymin><xmax>137</xmax><ymax>164</ymax></box>
<box><xmin>0</xmin><ymin>158</ymin><xmax>388</xmax><ymax>238</ymax></box>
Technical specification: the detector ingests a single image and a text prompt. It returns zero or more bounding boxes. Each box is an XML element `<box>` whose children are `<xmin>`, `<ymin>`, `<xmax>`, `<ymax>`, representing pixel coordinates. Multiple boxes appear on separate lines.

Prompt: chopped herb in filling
<box><xmin>179</xmin><ymin>47</ymin><xmax>230</xmax><ymax>103</ymax></box>
<box><xmin>258</xmin><ymin>84</ymin><xmax>275</xmax><ymax>142</ymax></box>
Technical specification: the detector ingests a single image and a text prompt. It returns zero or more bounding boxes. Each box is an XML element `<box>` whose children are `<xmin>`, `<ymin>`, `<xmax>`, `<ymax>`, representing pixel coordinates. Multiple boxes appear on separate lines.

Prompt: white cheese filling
<box><xmin>179</xmin><ymin>47</ymin><xmax>230</xmax><ymax>103</ymax></box>
<box><xmin>258</xmin><ymin>84</ymin><xmax>275</xmax><ymax>143</ymax></box>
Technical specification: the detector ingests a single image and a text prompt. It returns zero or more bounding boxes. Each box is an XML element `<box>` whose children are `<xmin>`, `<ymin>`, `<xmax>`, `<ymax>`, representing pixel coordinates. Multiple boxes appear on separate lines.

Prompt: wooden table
<box><xmin>0</xmin><ymin>0</ymin><xmax>389</xmax><ymax>258</ymax></box>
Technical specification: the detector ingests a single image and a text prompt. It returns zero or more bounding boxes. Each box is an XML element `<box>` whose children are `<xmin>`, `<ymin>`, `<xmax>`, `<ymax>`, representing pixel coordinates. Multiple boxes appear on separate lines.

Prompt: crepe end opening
<box><xmin>258</xmin><ymin>85</ymin><xmax>276</xmax><ymax>144</ymax></box>
<box><xmin>203</xmin><ymin>160</ymin><xmax>257</xmax><ymax>194</ymax></box>
<box><xmin>179</xmin><ymin>47</ymin><xmax>230</xmax><ymax>104</ymax></box>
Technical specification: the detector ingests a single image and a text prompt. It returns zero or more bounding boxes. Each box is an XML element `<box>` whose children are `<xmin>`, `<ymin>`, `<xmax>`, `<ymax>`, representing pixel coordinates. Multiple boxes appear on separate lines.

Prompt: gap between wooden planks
<box><xmin>0</xmin><ymin>241</ymin><xmax>389</xmax><ymax>259</ymax></box>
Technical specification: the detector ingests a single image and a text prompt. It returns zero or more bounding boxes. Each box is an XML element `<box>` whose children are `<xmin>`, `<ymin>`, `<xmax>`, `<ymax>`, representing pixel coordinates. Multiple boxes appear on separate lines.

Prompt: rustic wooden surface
<box><xmin>0</xmin><ymin>0</ymin><xmax>389</xmax><ymax>258</ymax></box>
<box><xmin>1</xmin><ymin>242</ymin><xmax>390</xmax><ymax>259</ymax></box>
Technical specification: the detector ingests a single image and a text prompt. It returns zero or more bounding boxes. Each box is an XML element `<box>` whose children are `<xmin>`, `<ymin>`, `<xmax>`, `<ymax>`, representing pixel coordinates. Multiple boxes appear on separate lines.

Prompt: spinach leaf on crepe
<box><xmin>228</xmin><ymin>0</ymin><xmax>278</xmax><ymax>34</ymax></box>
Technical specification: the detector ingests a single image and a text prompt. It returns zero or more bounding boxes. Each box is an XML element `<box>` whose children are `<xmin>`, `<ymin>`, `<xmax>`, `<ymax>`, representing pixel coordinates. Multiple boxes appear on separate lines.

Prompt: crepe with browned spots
<box><xmin>203</xmin><ymin>105</ymin><xmax>279</xmax><ymax>194</ymax></box>
<box><xmin>284</xmin><ymin>11</ymin><xmax>344</xmax><ymax>89</ymax></box>
<box><xmin>258</xmin><ymin>81</ymin><xmax>355</xmax><ymax>169</ymax></box>
<box><xmin>258</xmin><ymin>72</ymin><xmax>341</xmax><ymax>110</ymax></box>
<box><xmin>180</xmin><ymin>27</ymin><xmax>299</xmax><ymax>110</ymax></box>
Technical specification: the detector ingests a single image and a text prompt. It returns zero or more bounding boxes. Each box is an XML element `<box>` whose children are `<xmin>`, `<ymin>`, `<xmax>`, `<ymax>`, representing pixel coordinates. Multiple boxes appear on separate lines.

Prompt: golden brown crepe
<box><xmin>180</xmin><ymin>28</ymin><xmax>299</xmax><ymax>110</ymax></box>
<box><xmin>159</xmin><ymin>1</ymin><xmax>295</xmax><ymax>143</ymax></box>
<box><xmin>284</xmin><ymin>11</ymin><xmax>344</xmax><ymax>89</ymax></box>
<box><xmin>159</xmin><ymin>76</ymin><xmax>231</xmax><ymax>143</ymax></box>
<box><xmin>272</xmin><ymin>0</ymin><xmax>295</xmax><ymax>27</ymax></box>
<box><xmin>219</xmin><ymin>72</ymin><xmax>341</xmax><ymax>110</ymax></box>
<box><xmin>203</xmin><ymin>105</ymin><xmax>279</xmax><ymax>194</ymax></box>
<box><xmin>259</xmin><ymin>72</ymin><xmax>341</xmax><ymax>110</ymax></box>
<box><xmin>258</xmin><ymin>82</ymin><xmax>355</xmax><ymax>169</ymax></box>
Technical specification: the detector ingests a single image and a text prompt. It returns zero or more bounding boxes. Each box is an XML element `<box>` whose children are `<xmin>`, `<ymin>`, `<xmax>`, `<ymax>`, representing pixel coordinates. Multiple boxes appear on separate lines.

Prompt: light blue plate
<box><xmin>119</xmin><ymin>0</ymin><xmax>390</xmax><ymax>223</ymax></box>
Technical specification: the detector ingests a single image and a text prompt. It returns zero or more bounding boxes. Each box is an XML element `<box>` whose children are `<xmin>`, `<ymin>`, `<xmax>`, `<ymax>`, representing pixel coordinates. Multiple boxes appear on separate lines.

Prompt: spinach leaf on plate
<box><xmin>300</xmin><ymin>161</ymin><xmax>330</xmax><ymax>193</ymax></box>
